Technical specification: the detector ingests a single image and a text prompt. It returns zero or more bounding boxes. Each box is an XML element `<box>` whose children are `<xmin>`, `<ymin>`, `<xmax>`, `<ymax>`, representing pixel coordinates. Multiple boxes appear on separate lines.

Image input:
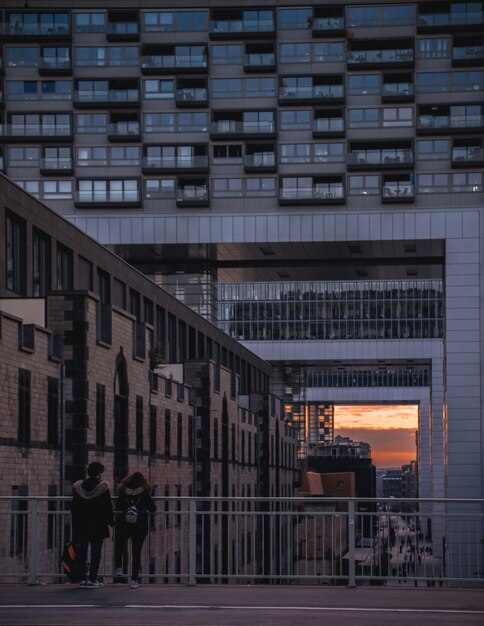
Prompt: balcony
<box><xmin>312</xmin><ymin>15</ymin><xmax>345</xmax><ymax>37</ymax></box>
<box><xmin>106</xmin><ymin>22</ymin><xmax>140</xmax><ymax>41</ymax></box>
<box><xmin>243</xmin><ymin>153</ymin><xmax>276</xmax><ymax>173</ymax></box>
<box><xmin>279</xmin><ymin>183</ymin><xmax>345</xmax><ymax>206</ymax></box>
<box><xmin>312</xmin><ymin>117</ymin><xmax>345</xmax><ymax>138</ymax></box>
<box><xmin>141</xmin><ymin>54</ymin><xmax>208</xmax><ymax>74</ymax></box>
<box><xmin>37</xmin><ymin>56</ymin><xmax>72</xmax><ymax>75</ymax></box>
<box><xmin>107</xmin><ymin>121</ymin><xmax>141</xmax><ymax>142</ymax></box>
<box><xmin>176</xmin><ymin>183</ymin><xmax>209</xmax><ymax>208</ymax></box>
<box><xmin>348</xmin><ymin>47</ymin><xmax>414</xmax><ymax>69</ymax></box>
<box><xmin>279</xmin><ymin>84</ymin><xmax>344</xmax><ymax>105</ymax></box>
<box><xmin>210</xmin><ymin>18</ymin><xmax>275</xmax><ymax>39</ymax></box>
<box><xmin>381</xmin><ymin>82</ymin><xmax>415</xmax><ymax>102</ymax></box>
<box><xmin>142</xmin><ymin>155</ymin><xmax>209</xmax><ymax>174</ymax></box>
<box><xmin>74</xmin><ymin>89</ymin><xmax>140</xmax><ymax>108</ymax></box>
<box><xmin>175</xmin><ymin>87</ymin><xmax>208</xmax><ymax>108</ymax></box>
<box><xmin>1</xmin><ymin>20</ymin><xmax>70</xmax><ymax>40</ymax></box>
<box><xmin>451</xmin><ymin>146</ymin><xmax>484</xmax><ymax>167</ymax></box>
<box><xmin>452</xmin><ymin>44</ymin><xmax>484</xmax><ymax>66</ymax></box>
<box><xmin>210</xmin><ymin>120</ymin><xmax>276</xmax><ymax>140</ymax></box>
<box><xmin>243</xmin><ymin>52</ymin><xmax>276</xmax><ymax>73</ymax></box>
<box><xmin>0</xmin><ymin>124</ymin><xmax>72</xmax><ymax>142</ymax></box>
<box><xmin>417</xmin><ymin>114</ymin><xmax>484</xmax><ymax>134</ymax></box>
<box><xmin>382</xmin><ymin>181</ymin><xmax>415</xmax><ymax>203</ymax></box>
<box><xmin>39</xmin><ymin>157</ymin><xmax>74</xmax><ymax>175</ymax></box>
<box><xmin>74</xmin><ymin>189</ymin><xmax>141</xmax><ymax>209</ymax></box>
<box><xmin>347</xmin><ymin>149</ymin><xmax>414</xmax><ymax>170</ymax></box>
<box><xmin>417</xmin><ymin>9</ymin><xmax>484</xmax><ymax>32</ymax></box>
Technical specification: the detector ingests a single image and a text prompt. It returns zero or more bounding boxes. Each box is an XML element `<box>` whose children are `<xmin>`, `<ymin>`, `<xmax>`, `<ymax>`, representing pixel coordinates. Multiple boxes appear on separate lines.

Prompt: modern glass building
<box><xmin>0</xmin><ymin>1</ymin><xmax>484</xmax><ymax>513</ymax></box>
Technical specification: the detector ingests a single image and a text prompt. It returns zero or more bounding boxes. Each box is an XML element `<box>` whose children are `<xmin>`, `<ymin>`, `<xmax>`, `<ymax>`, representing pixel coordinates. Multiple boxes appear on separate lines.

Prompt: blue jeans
<box><xmin>76</xmin><ymin>540</ymin><xmax>103</xmax><ymax>582</ymax></box>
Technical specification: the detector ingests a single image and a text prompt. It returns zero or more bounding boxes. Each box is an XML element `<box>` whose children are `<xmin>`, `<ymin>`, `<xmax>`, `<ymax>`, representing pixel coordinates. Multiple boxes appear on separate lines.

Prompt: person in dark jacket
<box><xmin>71</xmin><ymin>461</ymin><xmax>114</xmax><ymax>588</ymax></box>
<box><xmin>114</xmin><ymin>471</ymin><xmax>156</xmax><ymax>588</ymax></box>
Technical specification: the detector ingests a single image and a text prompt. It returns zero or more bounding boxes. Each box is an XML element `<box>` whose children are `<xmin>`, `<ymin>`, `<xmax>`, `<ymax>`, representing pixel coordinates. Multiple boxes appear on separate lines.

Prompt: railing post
<box><xmin>188</xmin><ymin>499</ymin><xmax>196</xmax><ymax>586</ymax></box>
<box><xmin>29</xmin><ymin>499</ymin><xmax>39</xmax><ymax>585</ymax></box>
<box><xmin>347</xmin><ymin>500</ymin><xmax>356</xmax><ymax>588</ymax></box>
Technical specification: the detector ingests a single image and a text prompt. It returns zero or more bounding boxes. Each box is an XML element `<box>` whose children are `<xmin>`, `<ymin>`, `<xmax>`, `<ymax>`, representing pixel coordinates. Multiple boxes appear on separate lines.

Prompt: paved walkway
<box><xmin>1</xmin><ymin>584</ymin><xmax>483</xmax><ymax>626</ymax></box>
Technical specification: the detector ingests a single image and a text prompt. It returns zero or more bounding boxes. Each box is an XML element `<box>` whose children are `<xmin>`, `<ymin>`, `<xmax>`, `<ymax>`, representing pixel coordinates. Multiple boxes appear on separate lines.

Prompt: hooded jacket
<box><xmin>71</xmin><ymin>477</ymin><xmax>114</xmax><ymax>542</ymax></box>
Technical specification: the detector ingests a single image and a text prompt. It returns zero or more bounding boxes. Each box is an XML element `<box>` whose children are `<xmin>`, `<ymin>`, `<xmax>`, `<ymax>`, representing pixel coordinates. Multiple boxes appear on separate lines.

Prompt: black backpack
<box><xmin>61</xmin><ymin>542</ymin><xmax>82</xmax><ymax>583</ymax></box>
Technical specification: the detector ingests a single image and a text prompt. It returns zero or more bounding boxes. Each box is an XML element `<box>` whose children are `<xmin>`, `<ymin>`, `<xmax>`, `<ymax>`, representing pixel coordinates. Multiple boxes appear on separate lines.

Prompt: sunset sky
<box><xmin>334</xmin><ymin>405</ymin><xmax>418</xmax><ymax>468</ymax></box>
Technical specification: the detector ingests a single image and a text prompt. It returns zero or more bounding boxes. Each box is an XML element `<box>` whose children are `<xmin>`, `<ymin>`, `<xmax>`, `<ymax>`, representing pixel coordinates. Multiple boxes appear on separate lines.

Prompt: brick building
<box><xmin>0</xmin><ymin>172</ymin><xmax>297</xmax><ymax>580</ymax></box>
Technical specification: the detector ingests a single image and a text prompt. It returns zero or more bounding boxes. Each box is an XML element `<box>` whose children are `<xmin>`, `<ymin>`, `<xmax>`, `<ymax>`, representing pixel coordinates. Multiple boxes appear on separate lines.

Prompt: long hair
<box><xmin>118</xmin><ymin>471</ymin><xmax>152</xmax><ymax>495</ymax></box>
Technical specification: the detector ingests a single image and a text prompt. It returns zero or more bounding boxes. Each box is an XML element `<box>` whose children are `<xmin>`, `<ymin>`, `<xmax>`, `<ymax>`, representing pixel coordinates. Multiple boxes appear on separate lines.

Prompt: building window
<box><xmin>14</xmin><ymin>180</ymin><xmax>40</xmax><ymax>198</ymax></box>
<box><xmin>18</xmin><ymin>369</ymin><xmax>31</xmax><ymax>445</ymax></box>
<box><xmin>349</xmin><ymin>175</ymin><xmax>380</xmax><ymax>196</ymax></box>
<box><xmin>348</xmin><ymin>108</ymin><xmax>379</xmax><ymax>129</ymax></box>
<box><xmin>75</xmin><ymin>12</ymin><xmax>106</xmax><ymax>33</ymax></box>
<box><xmin>113</xmin><ymin>278</ymin><xmax>126</xmax><ymax>309</ymax></box>
<box><xmin>280</xmin><ymin>110</ymin><xmax>311</xmax><ymax>130</ymax></box>
<box><xmin>177</xmin><ymin>412</ymin><xmax>183</xmax><ymax>458</ymax></box>
<box><xmin>143</xmin><ymin>79</ymin><xmax>174</xmax><ymax>99</ymax></box>
<box><xmin>278</xmin><ymin>8</ymin><xmax>312</xmax><ymax>29</ymax></box>
<box><xmin>10</xmin><ymin>486</ymin><xmax>28</xmax><ymax>557</ymax></box>
<box><xmin>382</xmin><ymin>107</ymin><xmax>413</xmax><ymax>127</ymax></box>
<box><xmin>149</xmin><ymin>405</ymin><xmax>157</xmax><ymax>455</ymax></box>
<box><xmin>136</xmin><ymin>396</ymin><xmax>143</xmax><ymax>453</ymax></box>
<box><xmin>348</xmin><ymin>74</ymin><xmax>380</xmax><ymax>96</ymax></box>
<box><xmin>212</xmin><ymin>177</ymin><xmax>275</xmax><ymax>197</ymax></box>
<box><xmin>78</xmin><ymin>256</ymin><xmax>93</xmax><ymax>291</ymax></box>
<box><xmin>47</xmin><ymin>377</ymin><xmax>59</xmax><ymax>445</ymax></box>
<box><xmin>6</xmin><ymin>47</ymin><xmax>38</xmax><ymax>67</ymax></box>
<box><xmin>143</xmin><ymin>10</ymin><xmax>208</xmax><ymax>32</ymax></box>
<box><xmin>8</xmin><ymin>147</ymin><xmax>40</xmax><ymax>167</ymax></box>
<box><xmin>417</xmin><ymin>140</ymin><xmax>449</xmax><ymax>161</ymax></box>
<box><xmin>164</xmin><ymin>409</ymin><xmax>171</xmax><ymax>457</ymax></box>
<box><xmin>95</xmin><ymin>384</ymin><xmax>105</xmax><ymax>448</ymax></box>
<box><xmin>211</xmin><ymin>44</ymin><xmax>242</xmax><ymax>64</ymax></box>
<box><xmin>56</xmin><ymin>244</ymin><xmax>73</xmax><ymax>290</ymax></box>
<box><xmin>418</xmin><ymin>173</ymin><xmax>450</xmax><ymax>193</ymax></box>
<box><xmin>77</xmin><ymin>179</ymin><xmax>139</xmax><ymax>203</ymax></box>
<box><xmin>417</xmin><ymin>37</ymin><xmax>450</xmax><ymax>59</ymax></box>
<box><xmin>452</xmin><ymin>172</ymin><xmax>482</xmax><ymax>192</ymax></box>
<box><xmin>144</xmin><ymin>179</ymin><xmax>176</xmax><ymax>199</ymax></box>
<box><xmin>33</xmin><ymin>229</ymin><xmax>51</xmax><ymax>297</ymax></box>
<box><xmin>211</xmin><ymin>78</ymin><xmax>242</xmax><ymax>98</ymax></box>
<box><xmin>42</xmin><ymin>180</ymin><xmax>73</xmax><ymax>200</ymax></box>
<box><xmin>5</xmin><ymin>211</ymin><xmax>27</xmax><ymax>295</ymax></box>
<box><xmin>76</xmin><ymin>113</ymin><xmax>107</xmax><ymax>134</ymax></box>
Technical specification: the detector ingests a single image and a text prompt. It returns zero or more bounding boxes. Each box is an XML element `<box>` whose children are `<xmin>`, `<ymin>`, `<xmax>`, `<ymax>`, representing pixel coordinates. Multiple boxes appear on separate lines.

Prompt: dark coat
<box><xmin>71</xmin><ymin>477</ymin><xmax>114</xmax><ymax>542</ymax></box>
<box><xmin>114</xmin><ymin>485</ymin><xmax>156</xmax><ymax>530</ymax></box>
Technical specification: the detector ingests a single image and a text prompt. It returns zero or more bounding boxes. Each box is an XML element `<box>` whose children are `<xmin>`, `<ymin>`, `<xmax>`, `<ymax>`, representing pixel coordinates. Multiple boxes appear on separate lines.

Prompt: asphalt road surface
<box><xmin>1</xmin><ymin>584</ymin><xmax>483</xmax><ymax>626</ymax></box>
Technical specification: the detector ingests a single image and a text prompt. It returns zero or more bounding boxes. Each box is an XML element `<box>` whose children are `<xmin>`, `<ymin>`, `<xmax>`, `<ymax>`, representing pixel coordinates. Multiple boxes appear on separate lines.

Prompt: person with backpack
<box><xmin>114</xmin><ymin>470</ymin><xmax>156</xmax><ymax>588</ymax></box>
<box><xmin>71</xmin><ymin>461</ymin><xmax>114</xmax><ymax>588</ymax></box>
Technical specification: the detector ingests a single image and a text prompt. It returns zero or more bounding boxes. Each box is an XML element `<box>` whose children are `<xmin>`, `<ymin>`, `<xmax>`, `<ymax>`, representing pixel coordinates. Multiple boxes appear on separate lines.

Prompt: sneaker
<box><xmin>87</xmin><ymin>580</ymin><xmax>104</xmax><ymax>588</ymax></box>
<box><xmin>130</xmin><ymin>579</ymin><xmax>139</xmax><ymax>589</ymax></box>
<box><xmin>114</xmin><ymin>567</ymin><xmax>123</xmax><ymax>577</ymax></box>
<box><xmin>79</xmin><ymin>579</ymin><xmax>87</xmax><ymax>588</ymax></box>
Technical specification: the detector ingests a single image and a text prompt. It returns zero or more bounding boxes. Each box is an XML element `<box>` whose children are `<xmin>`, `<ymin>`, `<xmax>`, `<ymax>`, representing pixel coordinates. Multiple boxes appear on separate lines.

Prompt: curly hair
<box><xmin>118</xmin><ymin>471</ymin><xmax>152</xmax><ymax>495</ymax></box>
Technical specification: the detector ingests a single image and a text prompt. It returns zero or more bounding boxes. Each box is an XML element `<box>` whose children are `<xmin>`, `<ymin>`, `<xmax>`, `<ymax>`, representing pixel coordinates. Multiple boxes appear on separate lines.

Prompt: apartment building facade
<box><xmin>0</xmin><ymin>0</ymin><xmax>483</xmax><ymax>511</ymax></box>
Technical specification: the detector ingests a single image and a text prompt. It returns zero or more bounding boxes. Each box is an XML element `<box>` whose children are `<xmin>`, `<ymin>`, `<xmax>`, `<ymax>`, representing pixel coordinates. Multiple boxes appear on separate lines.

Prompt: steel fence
<box><xmin>0</xmin><ymin>496</ymin><xmax>482</xmax><ymax>587</ymax></box>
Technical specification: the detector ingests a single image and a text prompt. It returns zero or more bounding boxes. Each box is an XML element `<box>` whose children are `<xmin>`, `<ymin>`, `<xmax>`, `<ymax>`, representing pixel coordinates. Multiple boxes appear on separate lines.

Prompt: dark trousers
<box><xmin>76</xmin><ymin>540</ymin><xmax>103</xmax><ymax>582</ymax></box>
<box><xmin>114</xmin><ymin>522</ymin><xmax>148</xmax><ymax>581</ymax></box>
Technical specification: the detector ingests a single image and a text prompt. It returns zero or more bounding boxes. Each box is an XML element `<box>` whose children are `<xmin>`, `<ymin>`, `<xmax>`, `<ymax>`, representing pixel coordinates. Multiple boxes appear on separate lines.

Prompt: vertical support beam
<box><xmin>347</xmin><ymin>499</ymin><xmax>356</xmax><ymax>588</ymax></box>
<box><xmin>188</xmin><ymin>499</ymin><xmax>196</xmax><ymax>585</ymax></box>
<box><xmin>29</xmin><ymin>499</ymin><xmax>39</xmax><ymax>585</ymax></box>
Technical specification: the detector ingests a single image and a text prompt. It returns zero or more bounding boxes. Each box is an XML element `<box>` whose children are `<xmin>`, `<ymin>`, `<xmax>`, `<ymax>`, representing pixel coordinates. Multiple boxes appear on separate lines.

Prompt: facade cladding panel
<box><xmin>0</xmin><ymin>1</ymin><xmax>483</xmax><ymax>513</ymax></box>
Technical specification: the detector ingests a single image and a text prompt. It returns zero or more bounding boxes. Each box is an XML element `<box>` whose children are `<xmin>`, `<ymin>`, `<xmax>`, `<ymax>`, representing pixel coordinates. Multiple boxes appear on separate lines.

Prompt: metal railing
<box><xmin>1</xmin><ymin>497</ymin><xmax>482</xmax><ymax>587</ymax></box>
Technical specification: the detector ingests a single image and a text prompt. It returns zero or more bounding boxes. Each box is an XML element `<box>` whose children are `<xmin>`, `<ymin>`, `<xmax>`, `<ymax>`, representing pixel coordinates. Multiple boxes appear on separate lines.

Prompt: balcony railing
<box><xmin>141</xmin><ymin>55</ymin><xmax>207</xmax><ymax>70</ymax></box>
<box><xmin>244</xmin><ymin>153</ymin><xmax>276</xmax><ymax>169</ymax></box>
<box><xmin>209</xmin><ymin>121</ymin><xmax>276</xmax><ymax>137</ymax></box>
<box><xmin>107</xmin><ymin>122</ymin><xmax>141</xmax><ymax>140</ymax></box>
<box><xmin>312</xmin><ymin>16</ymin><xmax>345</xmax><ymax>34</ymax></box>
<box><xmin>176</xmin><ymin>187</ymin><xmax>209</xmax><ymax>206</ymax></box>
<box><xmin>348</xmin><ymin>149</ymin><xmax>414</xmax><ymax>168</ymax></box>
<box><xmin>279</xmin><ymin>85</ymin><xmax>344</xmax><ymax>102</ymax></box>
<box><xmin>243</xmin><ymin>53</ymin><xmax>276</xmax><ymax>70</ymax></box>
<box><xmin>381</xmin><ymin>83</ymin><xmax>415</xmax><ymax>99</ymax></box>
<box><xmin>348</xmin><ymin>49</ymin><xmax>414</xmax><ymax>65</ymax></box>
<box><xmin>382</xmin><ymin>183</ymin><xmax>415</xmax><ymax>201</ymax></box>
<box><xmin>452</xmin><ymin>146</ymin><xmax>484</xmax><ymax>165</ymax></box>
<box><xmin>1</xmin><ymin>23</ymin><xmax>70</xmax><ymax>36</ymax></box>
<box><xmin>175</xmin><ymin>88</ymin><xmax>208</xmax><ymax>105</ymax></box>
<box><xmin>106</xmin><ymin>23</ymin><xmax>139</xmax><ymax>36</ymax></box>
<box><xmin>38</xmin><ymin>57</ymin><xmax>72</xmax><ymax>72</ymax></box>
<box><xmin>417</xmin><ymin>11</ymin><xmax>484</xmax><ymax>28</ymax></box>
<box><xmin>1</xmin><ymin>496</ymin><xmax>482</xmax><ymax>586</ymax></box>
<box><xmin>279</xmin><ymin>186</ymin><xmax>345</xmax><ymax>204</ymax></box>
<box><xmin>143</xmin><ymin>156</ymin><xmax>208</xmax><ymax>171</ymax></box>
<box><xmin>210</xmin><ymin>19</ymin><xmax>275</xmax><ymax>35</ymax></box>
<box><xmin>74</xmin><ymin>90</ymin><xmax>140</xmax><ymax>105</ymax></box>
<box><xmin>312</xmin><ymin>118</ymin><xmax>345</xmax><ymax>135</ymax></box>
<box><xmin>417</xmin><ymin>114</ymin><xmax>484</xmax><ymax>131</ymax></box>
<box><xmin>0</xmin><ymin>124</ymin><xmax>72</xmax><ymax>138</ymax></box>
<box><xmin>39</xmin><ymin>157</ymin><xmax>73</xmax><ymax>173</ymax></box>
<box><xmin>75</xmin><ymin>190</ymin><xmax>140</xmax><ymax>204</ymax></box>
<box><xmin>452</xmin><ymin>45</ymin><xmax>484</xmax><ymax>64</ymax></box>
